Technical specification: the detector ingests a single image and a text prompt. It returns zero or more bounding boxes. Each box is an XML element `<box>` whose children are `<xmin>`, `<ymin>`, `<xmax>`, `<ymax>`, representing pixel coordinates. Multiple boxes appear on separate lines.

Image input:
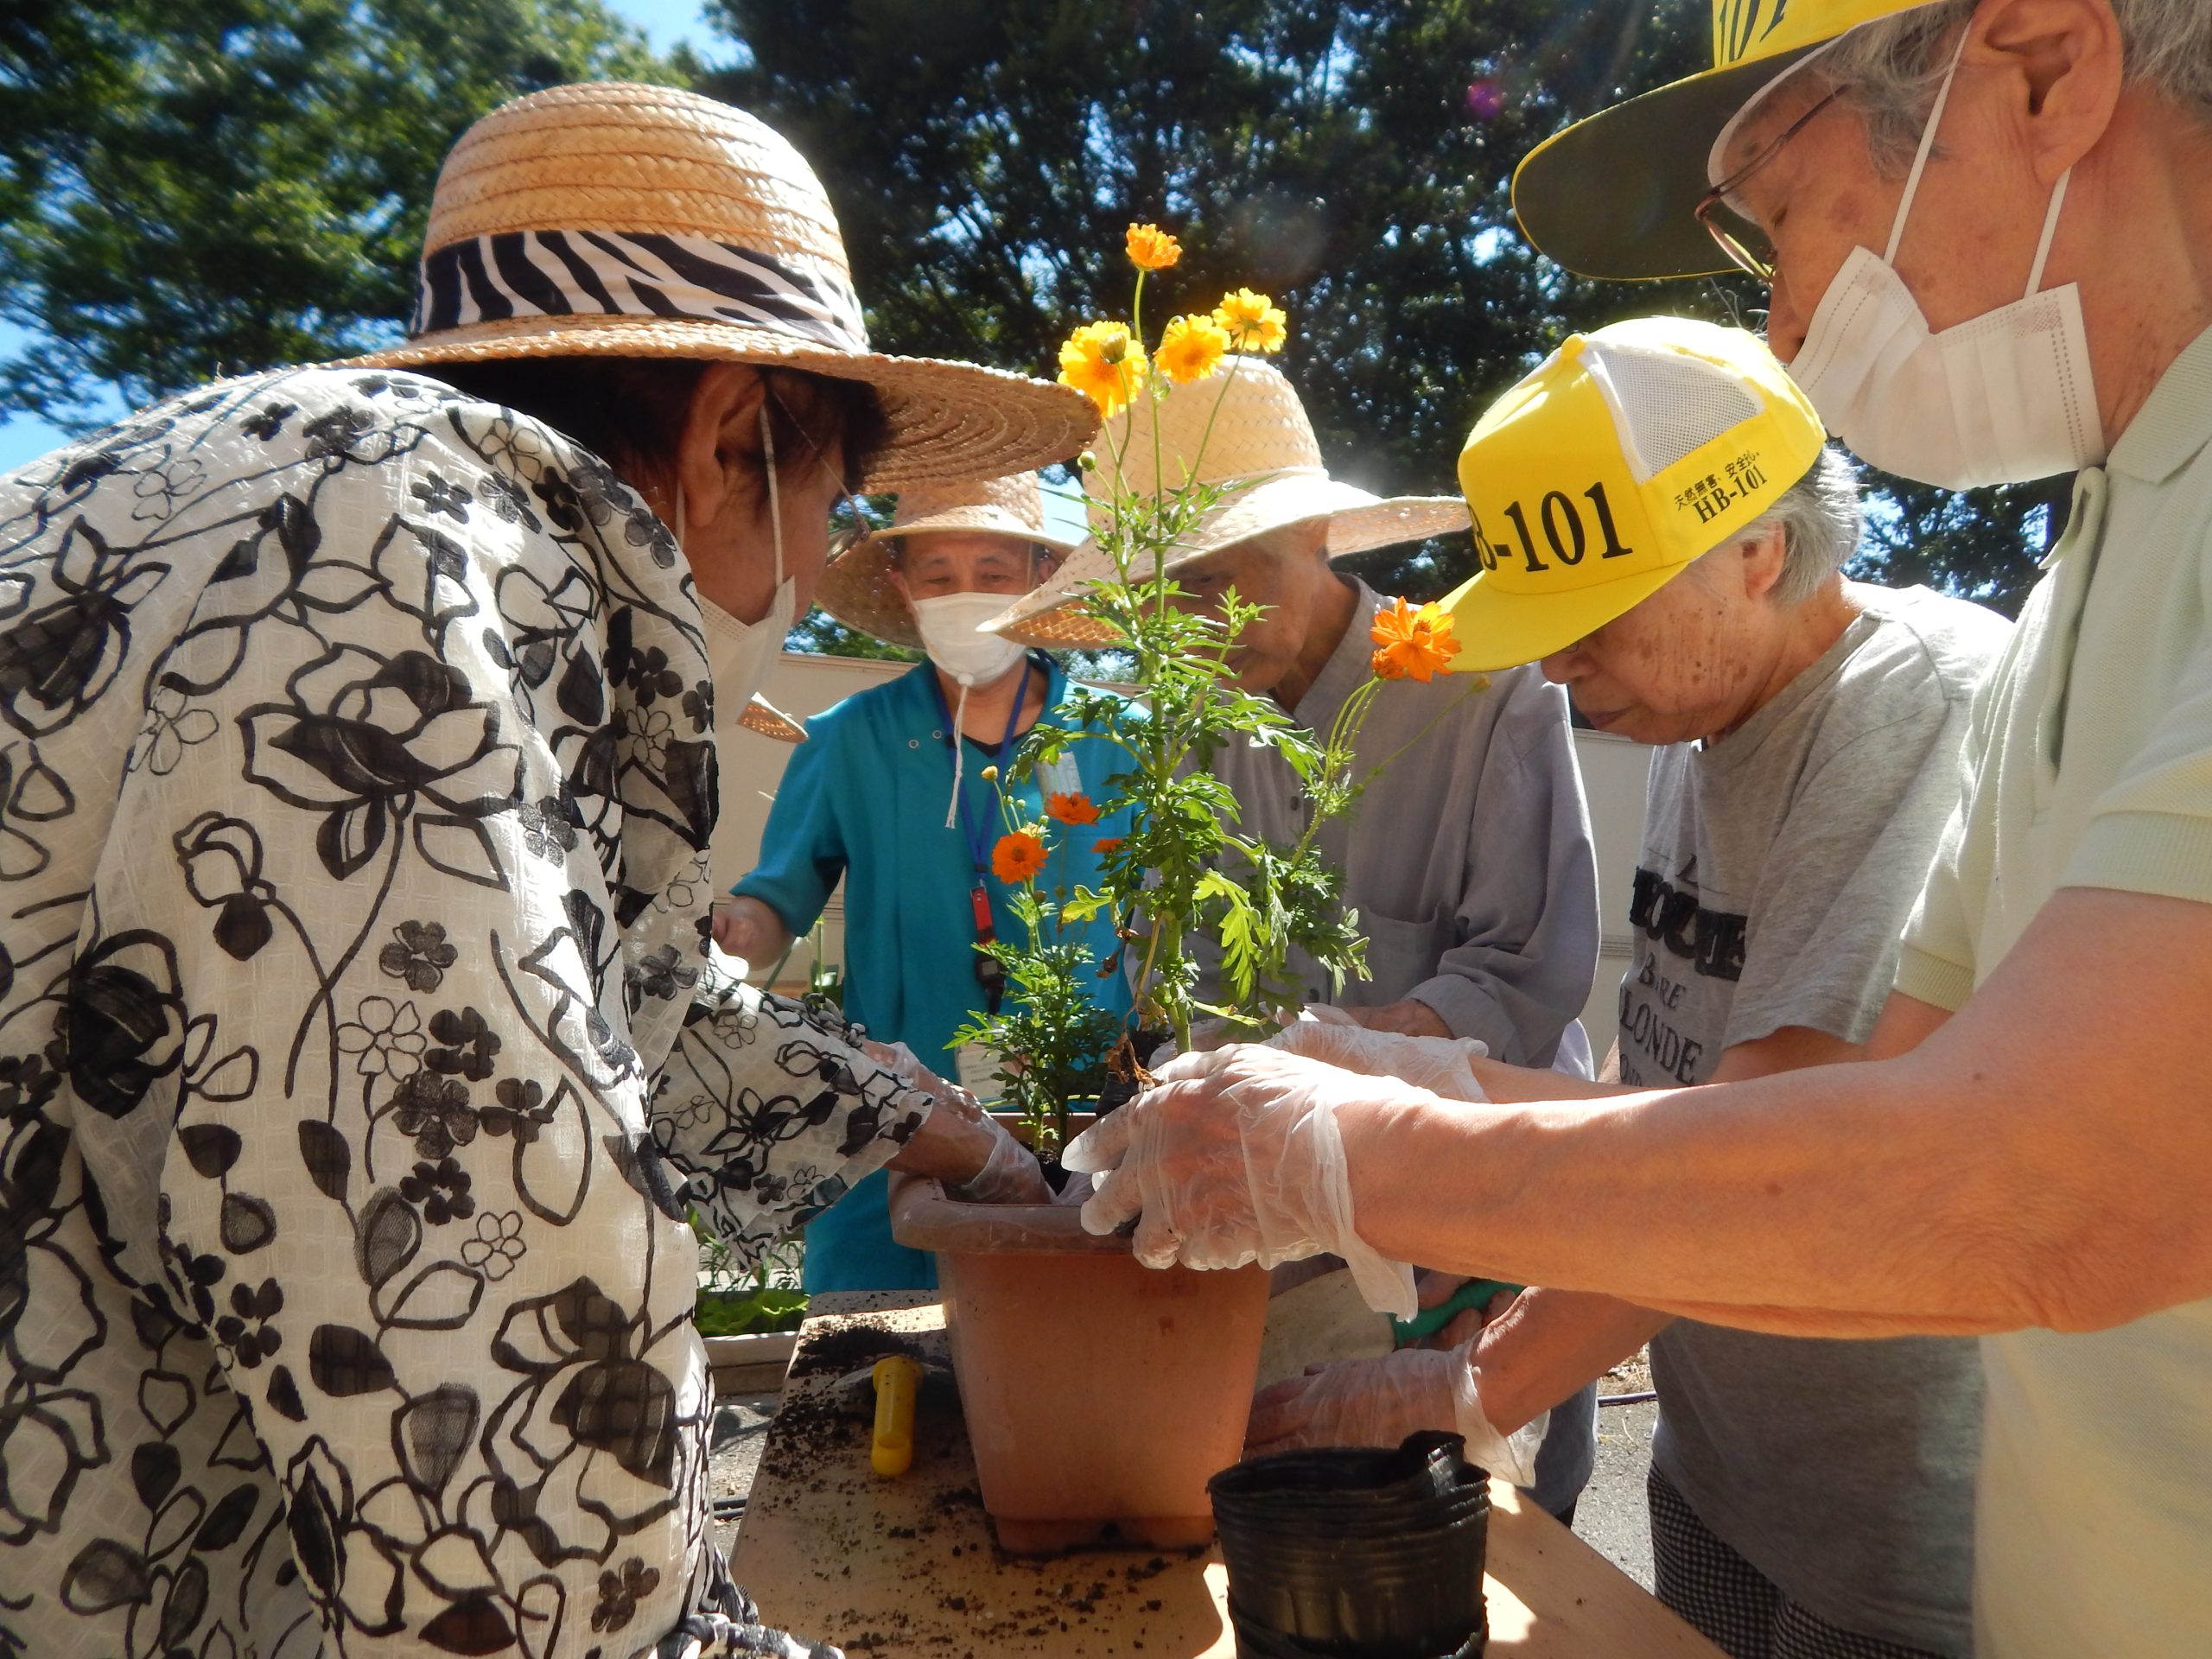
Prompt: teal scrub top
<box><xmin>734</xmin><ymin>656</ymin><xmax>1136</xmax><ymax>1291</ymax></box>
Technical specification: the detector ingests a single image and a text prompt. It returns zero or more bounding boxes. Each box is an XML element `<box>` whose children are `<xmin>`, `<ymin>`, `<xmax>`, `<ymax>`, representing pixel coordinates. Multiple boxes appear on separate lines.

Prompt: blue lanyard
<box><xmin>930</xmin><ymin>658</ymin><xmax>1035</xmax><ymax>875</ymax></box>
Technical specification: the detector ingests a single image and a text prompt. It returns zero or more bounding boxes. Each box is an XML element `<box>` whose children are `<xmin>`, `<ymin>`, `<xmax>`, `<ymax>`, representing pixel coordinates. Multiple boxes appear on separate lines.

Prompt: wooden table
<box><xmin>733</xmin><ymin>1292</ymin><xmax>1726</xmax><ymax>1657</ymax></box>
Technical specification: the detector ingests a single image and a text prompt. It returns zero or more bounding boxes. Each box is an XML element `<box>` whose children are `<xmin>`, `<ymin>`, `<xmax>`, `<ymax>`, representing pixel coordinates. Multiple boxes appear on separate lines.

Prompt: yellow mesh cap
<box><xmin>1439</xmin><ymin>318</ymin><xmax>1827</xmax><ymax>672</ymax></box>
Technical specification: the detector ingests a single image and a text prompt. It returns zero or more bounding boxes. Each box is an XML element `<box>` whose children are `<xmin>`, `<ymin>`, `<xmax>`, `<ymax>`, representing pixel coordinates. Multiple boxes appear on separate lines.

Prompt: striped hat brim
<box><xmin>340</xmin><ymin>315</ymin><xmax>1096</xmax><ymax>492</ymax></box>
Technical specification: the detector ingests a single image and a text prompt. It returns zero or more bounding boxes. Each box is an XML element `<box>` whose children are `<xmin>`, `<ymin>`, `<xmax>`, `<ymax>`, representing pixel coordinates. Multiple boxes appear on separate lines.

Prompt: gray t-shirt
<box><xmin>1206</xmin><ymin>579</ymin><xmax>1600</xmax><ymax>1065</ymax></box>
<box><xmin>1629</xmin><ymin>584</ymin><xmax>2010</xmax><ymax>1656</ymax></box>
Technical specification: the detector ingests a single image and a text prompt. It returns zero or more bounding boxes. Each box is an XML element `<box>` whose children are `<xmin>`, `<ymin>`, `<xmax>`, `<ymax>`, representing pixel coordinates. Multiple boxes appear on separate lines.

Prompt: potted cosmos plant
<box><xmin>889</xmin><ymin>223</ymin><xmax>1465</xmax><ymax>1554</ymax></box>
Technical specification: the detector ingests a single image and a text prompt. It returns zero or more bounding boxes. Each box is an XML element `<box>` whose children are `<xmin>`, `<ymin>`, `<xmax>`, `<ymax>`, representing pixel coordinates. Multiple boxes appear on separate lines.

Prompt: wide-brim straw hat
<box><xmin>986</xmin><ymin>357</ymin><xmax>1468</xmax><ymax>648</ymax></box>
<box><xmin>814</xmin><ymin>473</ymin><xmax>1082</xmax><ymax>648</ymax></box>
<box><xmin>737</xmin><ymin>695</ymin><xmax>806</xmax><ymax>744</ymax></box>
<box><xmin>342</xmin><ymin>81</ymin><xmax>1096</xmax><ymax>489</ymax></box>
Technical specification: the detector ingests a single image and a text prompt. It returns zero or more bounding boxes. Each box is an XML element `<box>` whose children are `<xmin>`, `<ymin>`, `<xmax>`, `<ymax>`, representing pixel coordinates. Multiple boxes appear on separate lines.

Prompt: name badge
<box><xmin>1038</xmin><ymin>751</ymin><xmax>1083</xmax><ymax>800</ymax></box>
<box><xmin>954</xmin><ymin>1040</ymin><xmax>1007</xmax><ymax>1104</ymax></box>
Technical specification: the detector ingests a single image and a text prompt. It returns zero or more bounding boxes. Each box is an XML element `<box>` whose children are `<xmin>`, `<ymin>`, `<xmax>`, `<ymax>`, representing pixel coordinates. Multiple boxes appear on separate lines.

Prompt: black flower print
<box><xmin>390</xmin><ymin>1072</ymin><xmax>476</xmax><ymax>1160</ymax></box>
<box><xmin>238</xmin><ymin>645</ymin><xmax>520</xmax><ymax>881</ymax></box>
<box><xmin>399</xmin><ymin>1156</ymin><xmax>474</xmax><ymax>1225</ymax></box>
<box><xmin>681</xmin><ymin>677</ymin><xmax>714</xmax><ymax>733</ymax></box>
<box><xmin>531</xmin><ymin>470</ymin><xmax>586</xmax><ymax>532</ymax></box>
<box><xmin>459</xmin><ymin>1210</ymin><xmax>525</xmax><ymax>1281</ymax></box>
<box><xmin>378</xmin><ymin>918</ymin><xmax>455</xmax><ymax>991</ymax></box>
<box><xmin>175</xmin><ymin>812</ymin><xmax>277</xmax><ymax>961</ymax></box>
<box><xmin>129</xmin><ymin>454</ymin><xmax>205</xmax><ymax>522</ymax></box>
<box><xmin>134</xmin><ymin>677</ymin><xmax>217</xmax><ymax>774</ymax></box>
<box><xmin>624</xmin><ymin>704</ymin><xmax>675</xmax><ymax>769</ymax></box>
<box><xmin>516</xmin><ymin>792</ymin><xmax>577</xmax><ymax>862</ymax></box>
<box><xmin>634</xmin><ymin>943</ymin><xmax>696</xmax><ymax>1002</ymax></box>
<box><xmin>592</xmin><ymin>1555</ymin><xmax>661</xmax><ymax>1633</ymax></box>
<box><xmin>425</xmin><ymin>1005</ymin><xmax>500</xmax><ymax>1082</ymax></box>
<box><xmin>480</xmin><ymin>1076</ymin><xmax>550</xmax><ymax>1144</ymax></box>
<box><xmin>214</xmin><ymin>1278</ymin><xmax>283</xmax><ymax>1367</ymax></box>
<box><xmin>0</xmin><ymin>365</ymin><xmax>930</xmax><ymax>1659</ymax></box>
<box><xmin>474</xmin><ymin>469</ymin><xmax>541</xmax><ymax>531</ymax></box>
<box><xmin>239</xmin><ymin>400</ymin><xmax>297</xmax><ymax>442</ymax></box>
<box><xmin>0</xmin><ymin>517</ymin><xmax>169</xmax><ymax>739</ymax></box>
<box><xmin>408</xmin><ymin>473</ymin><xmax>471</xmax><ymax>524</ymax></box>
<box><xmin>334</xmin><ymin>995</ymin><xmax>425</xmax><ymax>1079</ymax></box>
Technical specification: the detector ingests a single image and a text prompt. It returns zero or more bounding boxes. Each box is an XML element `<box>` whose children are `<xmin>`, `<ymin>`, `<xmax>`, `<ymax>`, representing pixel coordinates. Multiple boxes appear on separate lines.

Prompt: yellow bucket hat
<box><xmin>1512</xmin><ymin>0</ymin><xmax>1941</xmax><ymax>281</ymax></box>
<box><xmin>1438</xmin><ymin>317</ymin><xmax>1827</xmax><ymax>672</ymax></box>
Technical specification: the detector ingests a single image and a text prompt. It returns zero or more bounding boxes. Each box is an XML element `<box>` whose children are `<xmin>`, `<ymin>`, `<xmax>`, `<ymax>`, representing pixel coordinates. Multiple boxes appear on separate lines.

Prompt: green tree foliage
<box><xmin>0</xmin><ymin>0</ymin><xmax>686</xmax><ymax>423</ymax></box>
<box><xmin>703</xmin><ymin>0</ymin><xmax>2052</xmax><ymax>615</ymax></box>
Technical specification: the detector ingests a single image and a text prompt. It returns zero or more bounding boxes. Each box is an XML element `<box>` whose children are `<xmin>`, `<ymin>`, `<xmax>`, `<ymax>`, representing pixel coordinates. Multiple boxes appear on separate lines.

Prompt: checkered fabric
<box><xmin>1647</xmin><ymin>1466</ymin><xmax>1955</xmax><ymax>1659</ymax></box>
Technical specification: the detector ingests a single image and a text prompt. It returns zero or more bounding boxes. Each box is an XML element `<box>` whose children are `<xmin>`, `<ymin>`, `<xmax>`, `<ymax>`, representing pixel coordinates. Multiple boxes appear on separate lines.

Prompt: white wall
<box><xmin>721</xmin><ymin>652</ymin><xmax>1650</xmax><ymax>1043</ymax></box>
<box><xmin>1570</xmin><ymin>731</ymin><xmax>1652</xmax><ymax>1064</ymax></box>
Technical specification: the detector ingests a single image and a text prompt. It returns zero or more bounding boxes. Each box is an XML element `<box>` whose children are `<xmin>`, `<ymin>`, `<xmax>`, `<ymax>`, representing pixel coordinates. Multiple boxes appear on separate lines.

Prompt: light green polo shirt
<box><xmin>1894</xmin><ymin>325</ymin><xmax>2212</xmax><ymax>1659</ymax></box>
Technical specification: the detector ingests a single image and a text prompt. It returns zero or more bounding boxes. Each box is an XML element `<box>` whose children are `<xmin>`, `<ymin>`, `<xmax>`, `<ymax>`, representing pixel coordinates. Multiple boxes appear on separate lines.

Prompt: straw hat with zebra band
<box><xmin>985</xmin><ymin>357</ymin><xmax>1469</xmax><ymax>648</ymax></box>
<box><xmin>345</xmin><ymin>80</ymin><xmax>1096</xmax><ymax>487</ymax></box>
<box><xmin>815</xmin><ymin>473</ymin><xmax>1083</xmax><ymax>649</ymax></box>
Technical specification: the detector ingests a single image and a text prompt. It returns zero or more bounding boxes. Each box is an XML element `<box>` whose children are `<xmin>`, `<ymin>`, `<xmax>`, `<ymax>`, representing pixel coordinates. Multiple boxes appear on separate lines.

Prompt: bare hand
<box><xmin>710</xmin><ymin>895</ymin><xmax>791</xmax><ymax>965</ymax></box>
<box><xmin>1347</xmin><ymin>998</ymin><xmax>1452</xmax><ymax>1039</ymax></box>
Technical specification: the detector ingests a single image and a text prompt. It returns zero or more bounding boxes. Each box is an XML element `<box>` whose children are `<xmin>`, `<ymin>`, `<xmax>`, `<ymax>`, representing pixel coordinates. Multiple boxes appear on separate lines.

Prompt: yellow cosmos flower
<box><xmin>1125</xmin><ymin>223</ymin><xmax>1183</xmax><ymax>271</ymax></box>
<box><xmin>1058</xmin><ymin>321</ymin><xmax>1150</xmax><ymax>418</ymax></box>
<box><xmin>1213</xmin><ymin>288</ymin><xmax>1288</xmax><ymax>354</ymax></box>
<box><xmin>1155</xmin><ymin>314</ymin><xmax>1230</xmax><ymax>385</ymax></box>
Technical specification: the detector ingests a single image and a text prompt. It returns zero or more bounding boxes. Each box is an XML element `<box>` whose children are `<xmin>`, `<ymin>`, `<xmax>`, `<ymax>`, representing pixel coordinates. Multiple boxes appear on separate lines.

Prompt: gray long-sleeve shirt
<box><xmin>1207</xmin><ymin>580</ymin><xmax>1599</xmax><ymax>1066</ymax></box>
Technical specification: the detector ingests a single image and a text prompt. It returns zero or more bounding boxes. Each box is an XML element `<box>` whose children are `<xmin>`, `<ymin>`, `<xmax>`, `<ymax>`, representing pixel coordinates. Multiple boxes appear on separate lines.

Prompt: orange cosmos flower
<box><xmin>1046</xmin><ymin>791</ymin><xmax>1100</xmax><ymax>825</ymax></box>
<box><xmin>1058</xmin><ymin>321</ymin><xmax>1150</xmax><ymax>418</ymax></box>
<box><xmin>1094</xmin><ymin>837</ymin><xmax>1125</xmax><ymax>856</ymax></box>
<box><xmin>1212</xmin><ymin>288</ymin><xmax>1288</xmax><ymax>354</ymax></box>
<box><xmin>1156</xmin><ymin>313</ymin><xmax>1230</xmax><ymax>385</ymax></box>
<box><xmin>1125</xmin><ymin>222</ymin><xmax>1183</xmax><ymax>271</ymax></box>
<box><xmin>1370</xmin><ymin>597</ymin><xmax>1462</xmax><ymax>683</ymax></box>
<box><xmin>992</xmin><ymin>831</ymin><xmax>1050</xmax><ymax>883</ymax></box>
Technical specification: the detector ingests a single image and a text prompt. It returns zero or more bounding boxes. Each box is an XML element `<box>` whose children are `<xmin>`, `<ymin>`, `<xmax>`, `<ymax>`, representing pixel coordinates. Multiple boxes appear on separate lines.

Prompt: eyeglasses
<box><xmin>1693</xmin><ymin>89</ymin><xmax>1839</xmax><ymax>283</ymax></box>
<box><xmin>766</xmin><ymin>385</ymin><xmax>872</xmax><ymax>558</ymax></box>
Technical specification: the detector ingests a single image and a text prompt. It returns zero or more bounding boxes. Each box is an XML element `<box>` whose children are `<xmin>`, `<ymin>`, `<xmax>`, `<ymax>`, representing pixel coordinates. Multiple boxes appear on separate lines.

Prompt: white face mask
<box><xmin>691</xmin><ymin>409</ymin><xmax>798</xmax><ymax>718</ymax></box>
<box><xmin>911</xmin><ymin>591</ymin><xmax>1030</xmax><ymax>687</ymax></box>
<box><xmin>1787</xmin><ymin>37</ymin><xmax>2105</xmax><ymax>489</ymax></box>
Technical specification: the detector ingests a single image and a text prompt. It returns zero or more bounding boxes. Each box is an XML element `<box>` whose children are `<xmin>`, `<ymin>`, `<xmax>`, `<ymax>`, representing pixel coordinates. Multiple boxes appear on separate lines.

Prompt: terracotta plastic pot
<box><xmin>887</xmin><ymin>1171</ymin><xmax>1271</xmax><ymax>1554</ymax></box>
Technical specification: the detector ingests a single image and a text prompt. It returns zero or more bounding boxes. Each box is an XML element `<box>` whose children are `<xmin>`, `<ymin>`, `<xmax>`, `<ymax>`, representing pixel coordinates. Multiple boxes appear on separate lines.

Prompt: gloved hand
<box><xmin>1244</xmin><ymin>1343</ymin><xmax>1548</xmax><ymax>1484</ymax></box>
<box><xmin>862</xmin><ymin>1039</ymin><xmax>984</xmax><ymax>1122</ymax></box>
<box><xmin>1265</xmin><ymin>1016</ymin><xmax>1490</xmax><ymax>1102</ymax></box>
<box><xmin>946</xmin><ymin>1112</ymin><xmax>1052</xmax><ymax>1205</ymax></box>
<box><xmin>1062</xmin><ymin>1045</ymin><xmax>1421</xmax><ymax>1319</ymax></box>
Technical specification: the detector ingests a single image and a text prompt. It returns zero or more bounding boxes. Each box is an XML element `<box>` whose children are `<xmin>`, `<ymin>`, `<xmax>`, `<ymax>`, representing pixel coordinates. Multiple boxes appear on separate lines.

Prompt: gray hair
<box><xmin>1821</xmin><ymin>0</ymin><xmax>2212</xmax><ymax>168</ymax></box>
<box><xmin>1740</xmin><ymin>448</ymin><xmax>1861</xmax><ymax>606</ymax></box>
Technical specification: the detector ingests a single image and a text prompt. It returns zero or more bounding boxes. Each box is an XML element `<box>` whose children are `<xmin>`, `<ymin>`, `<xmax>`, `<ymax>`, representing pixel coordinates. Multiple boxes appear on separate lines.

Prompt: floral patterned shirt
<box><xmin>0</xmin><ymin>367</ymin><xmax>929</xmax><ymax>1659</ymax></box>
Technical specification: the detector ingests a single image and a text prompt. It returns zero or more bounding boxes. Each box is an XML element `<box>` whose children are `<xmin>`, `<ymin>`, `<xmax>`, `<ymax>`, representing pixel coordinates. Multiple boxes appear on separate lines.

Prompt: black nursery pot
<box><xmin>1208</xmin><ymin>1431</ymin><xmax>1490</xmax><ymax>1659</ymax></box>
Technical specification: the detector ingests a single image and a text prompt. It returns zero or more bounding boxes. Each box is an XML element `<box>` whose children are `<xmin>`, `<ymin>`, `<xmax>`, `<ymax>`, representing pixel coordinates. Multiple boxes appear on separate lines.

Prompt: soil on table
<box><xmin>783</xmin><ymin>1321</ymin><xmax>925</xmax><ymax>1382</ymax></box>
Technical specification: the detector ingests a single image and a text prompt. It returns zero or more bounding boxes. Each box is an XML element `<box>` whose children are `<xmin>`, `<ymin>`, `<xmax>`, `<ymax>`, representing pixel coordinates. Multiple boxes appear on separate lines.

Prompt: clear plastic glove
<box><xmin>862</xmin><ymin>1039</ymin><xmax>983</xmax><ymax>1122</ymax></box>
<box><xmin>1265</xmin><ymin>1017</ymin><xmax>1490</xmax><ymax>1102</ymax></box>
<box><xmin>1062</xmin><ymin>1045</ymin><xmax>1420</xmax><ymax>1319</ymax></box>
<box><xmin>1243</xmin><ymin>1343</ymin><xmax>1548</xmax><ymax>1484</ymax></box>
<box><xmin>947</xmin><ymin>1111</ymin><xmax>1051</xmax><ymax>1205</ymax></box>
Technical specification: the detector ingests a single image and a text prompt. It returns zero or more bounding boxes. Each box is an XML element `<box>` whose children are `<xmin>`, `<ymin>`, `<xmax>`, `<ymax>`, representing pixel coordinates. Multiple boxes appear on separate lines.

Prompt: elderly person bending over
<box><xmin>1245</xmin><ymin>319</ymin><xmax>2008</xmax><ymax>1659</ymax></box>
<box><xmin>1071</xmin><ymin>3</ymin><xmax>2212</xmax><ymax>1655</ymax></box>
<box><xmin>0</xmin><ymin>84</ymin><xmax>1093</xmax><ymax>1658</ymax></box>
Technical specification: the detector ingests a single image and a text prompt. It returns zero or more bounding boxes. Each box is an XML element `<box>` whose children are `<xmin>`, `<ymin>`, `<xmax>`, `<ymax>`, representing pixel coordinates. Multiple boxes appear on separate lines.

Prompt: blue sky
<box><xmin>0</xmin><ymin>0</ymin><xmax>718</xmax><ymax>475</ymax></box>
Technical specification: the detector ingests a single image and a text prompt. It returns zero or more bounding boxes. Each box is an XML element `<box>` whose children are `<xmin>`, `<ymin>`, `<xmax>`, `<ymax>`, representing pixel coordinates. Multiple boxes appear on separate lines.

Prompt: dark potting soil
<box><xmin>783</xmin><ymin>1322</ymin><xmax>925</xmax><ymax>1381</ymax></box>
